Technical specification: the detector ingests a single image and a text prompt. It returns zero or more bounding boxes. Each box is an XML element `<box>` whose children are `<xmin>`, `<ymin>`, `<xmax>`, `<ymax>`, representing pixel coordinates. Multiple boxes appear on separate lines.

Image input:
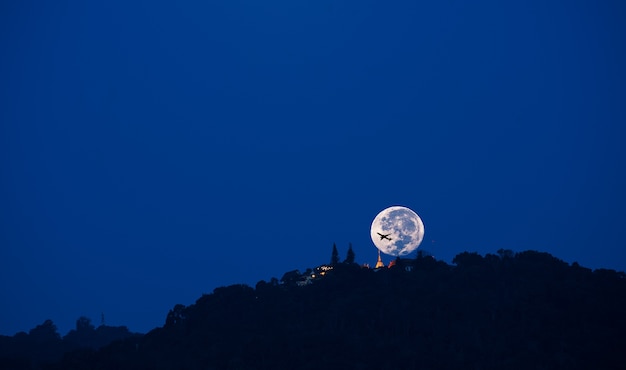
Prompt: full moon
<box><xmin>370</xmin><ymin>206</ymin><xmax>425</xmax><ymax>256</ymax></box>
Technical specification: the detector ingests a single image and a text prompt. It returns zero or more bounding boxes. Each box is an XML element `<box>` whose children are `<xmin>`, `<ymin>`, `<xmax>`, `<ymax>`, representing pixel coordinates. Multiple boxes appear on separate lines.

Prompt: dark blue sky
<box><xmin>2</xmin><ymin>0</ymin><xmax>625</xmax><ymax>336</ymax></box>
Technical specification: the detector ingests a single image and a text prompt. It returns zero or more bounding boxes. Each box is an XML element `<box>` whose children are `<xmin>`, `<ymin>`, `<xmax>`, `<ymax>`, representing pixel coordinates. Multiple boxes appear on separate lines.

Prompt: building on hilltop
<box><xmin>375</xmin><ymin>250</ymin><xmax>385</xmax><ymax>269</ymax></box>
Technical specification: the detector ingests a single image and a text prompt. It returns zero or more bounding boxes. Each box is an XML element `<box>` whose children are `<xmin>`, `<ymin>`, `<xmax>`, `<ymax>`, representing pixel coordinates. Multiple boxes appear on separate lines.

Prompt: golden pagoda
<box><xmin>375</xmin><ymin>249</ymin><xmax>385</xmax><ymax>269</ymax></box>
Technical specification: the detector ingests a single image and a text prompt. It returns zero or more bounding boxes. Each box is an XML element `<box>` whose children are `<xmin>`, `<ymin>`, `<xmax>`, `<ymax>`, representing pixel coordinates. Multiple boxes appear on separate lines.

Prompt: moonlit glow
<box><xmin>370</xmin><ymin>206</ymin><xmax>425</xmax><ymax>256</ymax></box>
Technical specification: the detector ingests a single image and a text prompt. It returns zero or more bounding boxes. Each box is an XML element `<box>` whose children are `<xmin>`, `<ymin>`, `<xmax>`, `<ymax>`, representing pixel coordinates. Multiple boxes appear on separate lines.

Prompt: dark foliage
<box><xmin>5</xmin><ymin>250</ymin><xmax>626</xmax><ymax>370</ymax></box>
<box><xmin>344</xmin><ymin>243</ymin><xmax>356</xmax><ymax>264</ymax></box>
<box><xmin>0</xmin><ymin>318</ymin><xmax>141</xmax><ymax>369</ymax></box>
<box><xmin>331</xmin><ymin>243</ymin><xmax>340</xmax><ymax>266</ymax></box>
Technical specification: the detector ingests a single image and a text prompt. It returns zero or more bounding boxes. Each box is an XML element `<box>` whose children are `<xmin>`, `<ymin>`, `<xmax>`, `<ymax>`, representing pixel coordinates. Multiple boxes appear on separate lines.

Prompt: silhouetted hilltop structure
<box><xmin>5</xmin><ymin>249</ymin><xmax>626</xmax><ymax>370</ymax></box>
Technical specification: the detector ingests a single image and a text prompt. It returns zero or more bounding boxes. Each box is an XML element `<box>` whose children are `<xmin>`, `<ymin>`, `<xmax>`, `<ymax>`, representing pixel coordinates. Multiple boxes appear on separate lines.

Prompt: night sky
<box><xmin>2</xmin><ymin>0</ymin><xmax>625</xmax><ymax>336</ymax></box>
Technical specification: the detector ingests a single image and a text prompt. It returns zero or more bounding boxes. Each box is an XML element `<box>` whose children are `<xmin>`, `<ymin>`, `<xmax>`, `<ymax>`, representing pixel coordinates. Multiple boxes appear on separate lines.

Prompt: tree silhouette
<box><xmin>280</xmin><ymin>269</ymin><xmax>302</xmax><ymax>286</ymax></box>
<box><xmin>452</xmin><ymin>251</ymin><xmax>484</xmax><ymax>267</ymax></box>
<box><xmin>330</xmin><ymin>243</ymin><xmax>339</xmax><ymax>265</ymax></box>
<box><xmin>344</xmin><ymin>243</ymin><xmax>355</xmax><ymax>264</ymax></box>
<box><xmin>76</xmin><ymin>316</ymin><xmax>95</xmax><ymax>333</ymax></box>
<box><xmin>7</xmin><ymin>249</ymin><xmax>626</xmax><ymax>370</ymax></box>
<box><xmin>28</xmin><ymin>319</ymin><xmax>60</xmax><ymax>342</ymax></box>
<box><xmin>497</xmin><ymin>248</ymin><xmax>513</xmax><ymax>259</ymax></box>
<box><xmin>165</xmin><ymin>304</ymin><xmax>187</xmax><ymax>327</ymax></box>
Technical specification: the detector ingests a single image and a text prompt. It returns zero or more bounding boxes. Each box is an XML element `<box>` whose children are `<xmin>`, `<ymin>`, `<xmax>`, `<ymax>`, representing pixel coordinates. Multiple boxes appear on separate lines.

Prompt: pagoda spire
<box><xmin>375</xmin><ymin>249</ymin><xmax>385</xmax><ymax>269</ymax></box>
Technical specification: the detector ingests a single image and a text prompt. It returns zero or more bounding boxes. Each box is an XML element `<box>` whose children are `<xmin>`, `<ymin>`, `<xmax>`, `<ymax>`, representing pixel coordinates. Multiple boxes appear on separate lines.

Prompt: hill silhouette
<box><xmin>0</xmin><ymin>317</ymin><xmax>140</xmax><ymax>369</ymax></box>
<box><xmin>2</xmin><ymin>249</ymin><xmax>625</xmax><ymax>369</ymax></box>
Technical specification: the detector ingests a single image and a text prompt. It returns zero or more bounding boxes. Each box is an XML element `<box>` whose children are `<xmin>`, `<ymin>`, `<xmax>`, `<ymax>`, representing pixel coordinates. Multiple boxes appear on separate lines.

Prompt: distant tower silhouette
<box><xmin>101</xmin><ymin>312</ymin><xmax>105</xmax><ymax>326</ymax></box>
<box><xmin>375</xmin><ymin>250</ymin><xmax>385</xmax><ymax>269</ymax></box>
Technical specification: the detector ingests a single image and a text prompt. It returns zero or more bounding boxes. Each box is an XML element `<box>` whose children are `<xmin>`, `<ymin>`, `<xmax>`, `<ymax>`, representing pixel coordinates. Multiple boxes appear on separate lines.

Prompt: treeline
<box><xmin>3</xmin><ymin>249</ymin><xmax>626</xmax><ymax>369</ymax></box>
<box><xmin>0</xmin><ymin>317</ymin><xmax>140</xmax><ymax>369</ymax></box>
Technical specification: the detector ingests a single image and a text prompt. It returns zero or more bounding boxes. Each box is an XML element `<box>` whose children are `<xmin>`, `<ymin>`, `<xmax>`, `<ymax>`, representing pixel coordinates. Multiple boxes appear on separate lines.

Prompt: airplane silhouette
<box><xmin>377</xmin><ymin>232</ymin><xmax>392</xmax><ymax>241</ymax></box>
